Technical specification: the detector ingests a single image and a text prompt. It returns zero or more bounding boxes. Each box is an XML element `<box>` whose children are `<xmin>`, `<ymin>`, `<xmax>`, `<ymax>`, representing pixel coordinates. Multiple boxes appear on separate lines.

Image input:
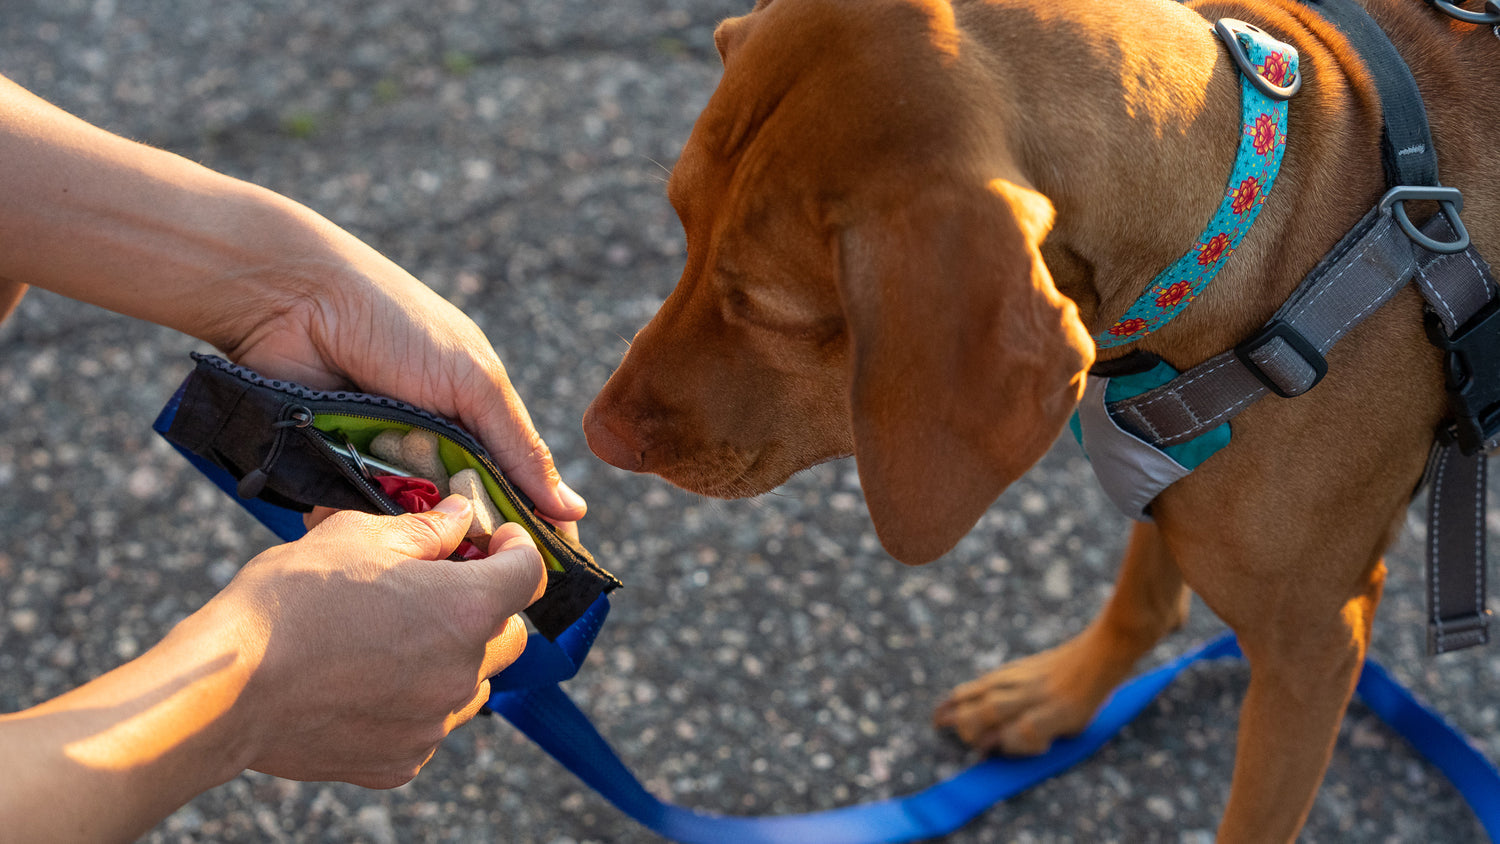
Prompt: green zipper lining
<box><xmin>312</xmin><ymin>411</ymin><xmax>567</xmax><ymax>572</ymax></box>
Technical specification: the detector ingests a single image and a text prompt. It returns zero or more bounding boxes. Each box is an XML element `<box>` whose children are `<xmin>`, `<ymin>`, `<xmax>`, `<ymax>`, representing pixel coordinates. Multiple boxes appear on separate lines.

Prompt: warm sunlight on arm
<box><xmin>0</xmin><ymin>608</ymin><xmax>263</xmax><ymax>843</ymax></box>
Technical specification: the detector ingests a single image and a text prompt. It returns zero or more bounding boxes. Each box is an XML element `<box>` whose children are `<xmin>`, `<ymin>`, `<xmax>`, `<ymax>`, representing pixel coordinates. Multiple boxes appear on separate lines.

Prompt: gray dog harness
<box><xmin>1076</xmin><ymin>1</ymin><xmax>1499</xmax><ymax>653</ymax></box>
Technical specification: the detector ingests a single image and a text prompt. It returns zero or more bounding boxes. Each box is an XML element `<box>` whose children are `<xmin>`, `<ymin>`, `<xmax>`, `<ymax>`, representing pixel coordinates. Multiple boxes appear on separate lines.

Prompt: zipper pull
<box><xmin>238</xmin><ymin>404</ymin><xmax>315</xmax><ymax>498</ymax></box>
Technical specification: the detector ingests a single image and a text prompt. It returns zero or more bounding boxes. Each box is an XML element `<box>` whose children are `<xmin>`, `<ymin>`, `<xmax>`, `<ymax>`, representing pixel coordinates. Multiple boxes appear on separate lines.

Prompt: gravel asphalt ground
<box><xmin>1</xmin><ymin>1</ymin><xmax>1496</xmax><ymax>841</ymax></box>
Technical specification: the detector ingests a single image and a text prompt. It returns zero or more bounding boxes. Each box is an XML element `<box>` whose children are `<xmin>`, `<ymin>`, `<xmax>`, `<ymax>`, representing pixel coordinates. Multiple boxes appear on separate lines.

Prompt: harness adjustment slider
<box><xmin>1429</xmin><ymin>609</ymin><xmax>1491</xmax><ymax>654</ymax></box>
<box><xmin>1234</xmin><ymin>320</ymin><xmax>1327</xmax><ymax>398</ymax></box>
<box><xmin>1426</xmin><ymin>299</ymin><xmax>1500</xmax><ymax>454</ymax></box>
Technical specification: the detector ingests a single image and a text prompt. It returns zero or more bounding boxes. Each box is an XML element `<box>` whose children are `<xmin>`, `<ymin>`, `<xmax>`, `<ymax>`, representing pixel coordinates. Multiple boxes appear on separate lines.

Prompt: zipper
<box><xmin>296</xmin><ymin>420</ymin><xmax>405</xmax><ymax>518</ymax></box>
<box><xmin>294</xmin><ymin>403</ymin><xmax>617</xmax><ymax>586</ymax></box>
<box><xmin>193</xmin><ymin>349</ymin><xmax>618</xmax><ymax>586</ymax></box>
<box><xmin>238</xmin><ymin>402</ymin><xmax>406</xmax><ymax>517</ymax></box>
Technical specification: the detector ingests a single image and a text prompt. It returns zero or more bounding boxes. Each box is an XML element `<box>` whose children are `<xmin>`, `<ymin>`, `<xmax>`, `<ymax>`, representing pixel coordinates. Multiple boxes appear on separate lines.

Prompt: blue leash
<box><xmin>488</xmin><ymin>598</ymin><xmax>1500</xmax><ymax>843</ymax></box>
<box><xmin>152</xmin><ymin>387</ymin><xmax>1500</xmax><ymax>841</ymax></box>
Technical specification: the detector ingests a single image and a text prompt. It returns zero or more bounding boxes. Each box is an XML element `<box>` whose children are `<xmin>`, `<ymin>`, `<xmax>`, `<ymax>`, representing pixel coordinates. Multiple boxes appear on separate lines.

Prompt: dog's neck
<box><xmin>962</xmin><ymin>0</ymin><xmax>1383</xmax><ymax>364</ymax></box>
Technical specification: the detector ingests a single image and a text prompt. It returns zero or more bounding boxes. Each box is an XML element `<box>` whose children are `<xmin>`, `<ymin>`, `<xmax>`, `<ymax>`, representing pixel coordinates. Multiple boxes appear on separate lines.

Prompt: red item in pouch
<box><xmin>375</xmin><ymin>475</ymin><xmax>488</xmax><ymax>559</ymax></box>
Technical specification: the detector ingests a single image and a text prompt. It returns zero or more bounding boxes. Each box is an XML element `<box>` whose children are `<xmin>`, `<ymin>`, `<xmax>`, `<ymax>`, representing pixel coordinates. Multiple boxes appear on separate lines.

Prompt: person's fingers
<box><xmin>302</xmin><ymin>505</ymin><xmax>339</xmax><ymax>531</ymax></box>
<box><xmin>463</xmin><ymin>362</ymin><xmax>588</xmax><ymax>525</ymax></box>
<box><xmin>440</xmin><ymin>530</ymin><xmax>543</xmax><ymax>734</ymax></box>
<box><xmin>482</xmin><ymin>523</ymin><xmax>549</xmax><ymax>608</ymax></box>
<box><xmin>446</xmin><ymin>679</ymin><xmax>493</xmax><ymax>732</ymax></box>
<box><xmin>381</xmin><ymin>495</ymin><xmax>474</xmax><ymax>560</ymax></box>
<box><xmin>478</xmin><ymin>614</ymin><xmax>532</xmax><ymax>680</ymax></box>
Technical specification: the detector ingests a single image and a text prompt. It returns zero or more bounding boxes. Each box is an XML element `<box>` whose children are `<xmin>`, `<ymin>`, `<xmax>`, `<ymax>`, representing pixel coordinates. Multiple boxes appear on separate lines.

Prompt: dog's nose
<box><xmin>582</xmin><ymin>402</ymin><xmax>646</xmax><ymax>472</ymax></box>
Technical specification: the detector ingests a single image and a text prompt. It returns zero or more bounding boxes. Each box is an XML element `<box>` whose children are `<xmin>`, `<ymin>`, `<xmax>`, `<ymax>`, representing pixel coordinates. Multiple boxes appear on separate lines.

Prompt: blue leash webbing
<box><xmin>488</xmin><ymin>597</ymin><xmax>1500</xmax><ymax>843</ymax></box>
<box><xmin>151</xmin><ymin>389</ymin><xmax>1500</xmax><ymax>841</ymax></box>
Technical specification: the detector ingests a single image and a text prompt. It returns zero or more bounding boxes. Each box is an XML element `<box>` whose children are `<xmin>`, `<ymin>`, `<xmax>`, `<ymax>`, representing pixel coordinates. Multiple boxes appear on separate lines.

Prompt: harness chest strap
<box><xmin>1107</xmin><ymin>208</ymin><xmax>1442</xmax><ymax>443</ymax></box>
<box><xmin>1097</xmin><ymin>210</ymin><xmax>1497</xmax><ymax>654</ymax></box>
<box><xmin>1080</xmin><ymin>0</ymin><xmax>1496</xmax><ymax>654</ymax></box>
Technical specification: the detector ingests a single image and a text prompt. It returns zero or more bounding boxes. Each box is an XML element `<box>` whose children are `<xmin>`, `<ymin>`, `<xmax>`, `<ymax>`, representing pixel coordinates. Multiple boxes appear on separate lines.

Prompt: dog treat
<box><xmin>369</xmin><ymin>429</ymin><xmax>406</xmax><ymax>465</ymax></box>
<box><xmin>398</xmin><ymin>429</ymin><xmax>450</xmax><ymax>488</ymax></box>
<box><xmin>448</xmin><ymin>468</ymin><xmax>502</xmax><ymax>540</ymax></box>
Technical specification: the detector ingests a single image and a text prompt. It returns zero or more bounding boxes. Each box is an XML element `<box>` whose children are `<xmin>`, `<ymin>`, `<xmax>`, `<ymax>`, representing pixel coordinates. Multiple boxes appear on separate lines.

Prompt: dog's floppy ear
<box><xmin>837</xmin><ymin>177</ymin><xmax>1093</xmax><ymax>564</ymax></box>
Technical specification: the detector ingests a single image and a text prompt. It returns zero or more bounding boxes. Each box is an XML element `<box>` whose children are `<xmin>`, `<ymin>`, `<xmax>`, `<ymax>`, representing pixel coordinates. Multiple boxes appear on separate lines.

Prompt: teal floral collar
<box><xmin>1095</xmin><ymin>20</ymin><xmax>1300</xmax><ymax>349</ymax></box>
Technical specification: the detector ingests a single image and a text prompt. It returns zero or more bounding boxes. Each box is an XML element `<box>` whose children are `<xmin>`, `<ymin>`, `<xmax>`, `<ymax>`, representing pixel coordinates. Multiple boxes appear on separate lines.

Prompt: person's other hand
<box><xmin>204</xmin><ymin>494</ymin><xmax>545</xmax><ymax>786</ymax></box>
<box><xmin>224</xmin><ymin>241</ymin><xmax>585</xmax><ymax>539</ymax></box>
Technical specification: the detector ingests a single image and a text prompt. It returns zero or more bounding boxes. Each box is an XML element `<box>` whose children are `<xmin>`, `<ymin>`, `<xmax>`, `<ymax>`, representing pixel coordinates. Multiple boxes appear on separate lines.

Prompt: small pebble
<box><xmin>10</xmin><ymin>608</ymin><xmax>38</xmax><ymax>635</ymax></box>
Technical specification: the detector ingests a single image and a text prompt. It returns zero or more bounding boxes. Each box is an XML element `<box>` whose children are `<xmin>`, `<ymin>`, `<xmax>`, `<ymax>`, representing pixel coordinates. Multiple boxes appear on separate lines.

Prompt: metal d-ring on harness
<box><xmin>1428</xmin><ymin>0</ymin><xmax>1500</xmax><ymax>26</ymax></box>
<box><xmin>1089</xmin><ymin>0</ymin><xmax>1500</xmax><ymax>654</ymax></box>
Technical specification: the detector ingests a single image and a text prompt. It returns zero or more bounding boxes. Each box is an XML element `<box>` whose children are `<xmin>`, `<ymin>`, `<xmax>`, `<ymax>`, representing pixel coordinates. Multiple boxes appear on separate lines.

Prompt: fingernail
<box><xmin>557</xmin><ymin>481</ymin><xmax>586</xmax><ymax>512</ymax></box>
<box><xmin>432</xmin><ymin>494</ymin><xmax>472</xmax><ymax>516</ymax></box>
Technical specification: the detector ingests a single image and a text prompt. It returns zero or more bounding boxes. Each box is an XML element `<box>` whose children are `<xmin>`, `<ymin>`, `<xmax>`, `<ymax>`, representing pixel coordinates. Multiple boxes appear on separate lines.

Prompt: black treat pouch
<box><xmin>153</xmin><ymin>353</ymin><xmax>621</xmax><ymax>639</ymax></box>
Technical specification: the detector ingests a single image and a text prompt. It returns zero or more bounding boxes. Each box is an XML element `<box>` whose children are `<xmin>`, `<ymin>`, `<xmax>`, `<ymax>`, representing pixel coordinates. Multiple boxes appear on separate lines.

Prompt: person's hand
<box><xmin>205</xmin><ymin>494</ymin><xmax>546</xmax><ymax>786</ymax></box>
<box><xmin>221</xmin><ymin>239</ymin><xmax>587</xmax><ymax>538</ymax></box>
<box><xmin>0</xmin><ymin>71</ymin><xmax>585</xmax><ymax>536</ymax></box>
<box><xmin>0</xmin><ymin>494</ymin><xmax>545</xmax><ymax>841</ymax></box>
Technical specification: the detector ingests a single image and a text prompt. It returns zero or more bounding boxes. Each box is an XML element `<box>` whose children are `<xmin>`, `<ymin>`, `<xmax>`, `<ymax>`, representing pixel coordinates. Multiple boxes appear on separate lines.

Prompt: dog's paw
<box><xmin>932</xmin><ymin>636</ymin><xmax>1116</xmax><ymax>756</ymax></box>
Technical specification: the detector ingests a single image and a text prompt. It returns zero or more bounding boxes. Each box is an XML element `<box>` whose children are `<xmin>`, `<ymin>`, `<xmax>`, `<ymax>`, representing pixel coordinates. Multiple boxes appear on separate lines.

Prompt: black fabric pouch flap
<box><xmin>156</xmin><ymin>353</ymin><xmax>621</xmax><ymax>639</ymax></box>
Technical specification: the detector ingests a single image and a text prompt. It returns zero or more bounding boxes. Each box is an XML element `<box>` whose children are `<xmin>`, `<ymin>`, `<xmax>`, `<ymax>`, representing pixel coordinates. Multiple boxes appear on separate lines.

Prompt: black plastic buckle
<box><xmin>1212</xmin><ymin>19</ymin><xmax>1302</xmax><ymax>100</ymax></box>
<box><xmin>1235</xmin><ymin>320</ymin><xmax>1328</xmax><ymax>398</ymax></box>
<box><xmin>1380</xmin><ymin>185</ymin><xmax>1470</xmax><ymax>254</ymax></box>
<box><xmin>1426</xmin><ymin>298</ymin><xmax>1500</xmax><ymax>454</ymax></box>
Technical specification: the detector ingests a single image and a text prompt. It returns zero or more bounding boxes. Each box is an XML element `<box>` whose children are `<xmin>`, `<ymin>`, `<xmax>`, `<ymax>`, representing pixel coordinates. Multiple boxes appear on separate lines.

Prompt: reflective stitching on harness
<box><xmin>1463</xmin><ymin>249</ymin><xmax>1488</xmax><ymax>302</ymax></box>
<box><xmin>1474</xmin><ymin>457</ymin><xmax>1485</xmax><ymax>622</ymax></box>
<box><xmin>1184</xmin><ymin>391</ymin><xmax>1258</xmax><ymax>438</ymax></box>
<box><xmin>1433</xmin><ymin>445</ymin><xmax>1448</xmax><ymax>649</ymax></box>
<box><xmin>1118</xmin><ymin>219</ymin><xmax>1405</xmax><ymax>445</ymax></box>
<box><xmin>1125</xmin><ymin>405</ymin><xmax>1163</xmax><ymax>440</ymax></box>
<box><xmin>1126</xmin><ymin>356</ymin><xmax>1239</xmax><ymax>412</ymax></box>
<box><xmin>1284</xmin><ymin>218</ymin><xmax>1390</xmax><ymax>329</ymax></box>
<box><xmin>1332</xmin><ymin>269</ymin><xmax>1407</xmax><ymax>340</ymax></box>
<box><xmin>1171</xmin><ymin>390</ymin><xmax>1204</xmax><ymax>426</ymax></box>
<box><xmin>1418</xmin><ymin>260</ymin><xmax>1461</xmax><ymax>328</ymax></box>
<box><xmin>1398</xmin><ymin>144</ymin><xmax>1427</xmax><ymax>156</ymax></box>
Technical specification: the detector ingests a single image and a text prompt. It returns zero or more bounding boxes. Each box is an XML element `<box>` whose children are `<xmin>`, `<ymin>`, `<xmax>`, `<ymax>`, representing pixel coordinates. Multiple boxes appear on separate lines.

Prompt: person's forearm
<box><xmin>0</xmin><ymin>73</ymin><xmax>364</xmax><ymax>350</ymax></box>
<box><xmin>0</xmin><ymin>607</ymin><xmax>260</xmax><ymax>842</ymax></box>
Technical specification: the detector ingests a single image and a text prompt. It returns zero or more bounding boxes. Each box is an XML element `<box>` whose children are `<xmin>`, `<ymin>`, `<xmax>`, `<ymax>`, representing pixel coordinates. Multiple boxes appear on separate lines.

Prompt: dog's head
<box><xmin>584</xmin><ymin>0</ymin><xmax>1093</xmax><ymax>563</ymax></box>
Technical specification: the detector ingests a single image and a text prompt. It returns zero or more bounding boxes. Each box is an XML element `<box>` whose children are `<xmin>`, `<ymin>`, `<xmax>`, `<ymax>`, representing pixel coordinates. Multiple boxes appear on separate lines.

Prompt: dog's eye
<box><xmin>722</xmin><ymin>286</ymin><xmax>842</xmax><ymax>344</ymax></box>
<box><xmin>724</xmin><ymin>288</ymin><xmax>756</xmax><ymax>318</ymax></box>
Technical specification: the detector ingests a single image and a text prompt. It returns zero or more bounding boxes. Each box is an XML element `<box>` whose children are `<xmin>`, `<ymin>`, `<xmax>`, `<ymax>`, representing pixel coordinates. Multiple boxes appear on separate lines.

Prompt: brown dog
<box><xmin>583</xmin><ymin>0</ymin><xmax>1500</xmax><ymax>839</ymax></box>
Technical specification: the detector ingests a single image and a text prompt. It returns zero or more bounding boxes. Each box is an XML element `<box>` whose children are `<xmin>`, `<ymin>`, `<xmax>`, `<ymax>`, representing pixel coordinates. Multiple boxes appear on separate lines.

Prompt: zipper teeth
<box><xmin>195</xmin><ymin>354</ymin><xmax>619</xmax><ymax>587</ymax></box>
<box><xmin>298</xmin><ymin>423</ymin><xmax>404</xmax><ymax>517</ymax></box>
<box><xmin>304</xmin><ymin>406</ymin><xmax>595</xmax><ymax>574</ymax></box>
<box><xmin>194</xmin><ymin>353</ymin><xmax>475</xmax><ymax>443</ymax></box>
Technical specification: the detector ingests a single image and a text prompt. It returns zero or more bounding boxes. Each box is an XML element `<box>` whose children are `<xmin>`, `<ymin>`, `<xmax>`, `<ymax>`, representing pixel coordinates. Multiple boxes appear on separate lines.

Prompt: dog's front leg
<box><xmin>1213</xmin><ymin>557</ymin><xmax>1386</xmax><ymax>843</ymax></box>
<box><xmin>934</xmin><ymin>520</ymin><xmax>1188</xmax><ymax>753</ymax></box>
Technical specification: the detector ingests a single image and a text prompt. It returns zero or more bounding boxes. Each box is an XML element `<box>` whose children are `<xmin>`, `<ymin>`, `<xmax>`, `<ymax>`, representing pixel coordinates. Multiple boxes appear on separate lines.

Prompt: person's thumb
<box><xmin>387</xmin><ymin>494</ymin><xmax>475</xmax><ymax>560</ymax></box>
<box><xmin>475</xmin><ymin>523</ymin><xmax>548</xmax><ymax>619</ymax></box>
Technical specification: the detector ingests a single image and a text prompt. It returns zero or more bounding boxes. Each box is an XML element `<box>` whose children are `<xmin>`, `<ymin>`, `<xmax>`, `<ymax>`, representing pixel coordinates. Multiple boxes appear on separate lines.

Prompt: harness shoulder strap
<box><xmin>1096</xmin><ymin>0</ymin><xmax>1496</xmax><ymax>653</ymax></box>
